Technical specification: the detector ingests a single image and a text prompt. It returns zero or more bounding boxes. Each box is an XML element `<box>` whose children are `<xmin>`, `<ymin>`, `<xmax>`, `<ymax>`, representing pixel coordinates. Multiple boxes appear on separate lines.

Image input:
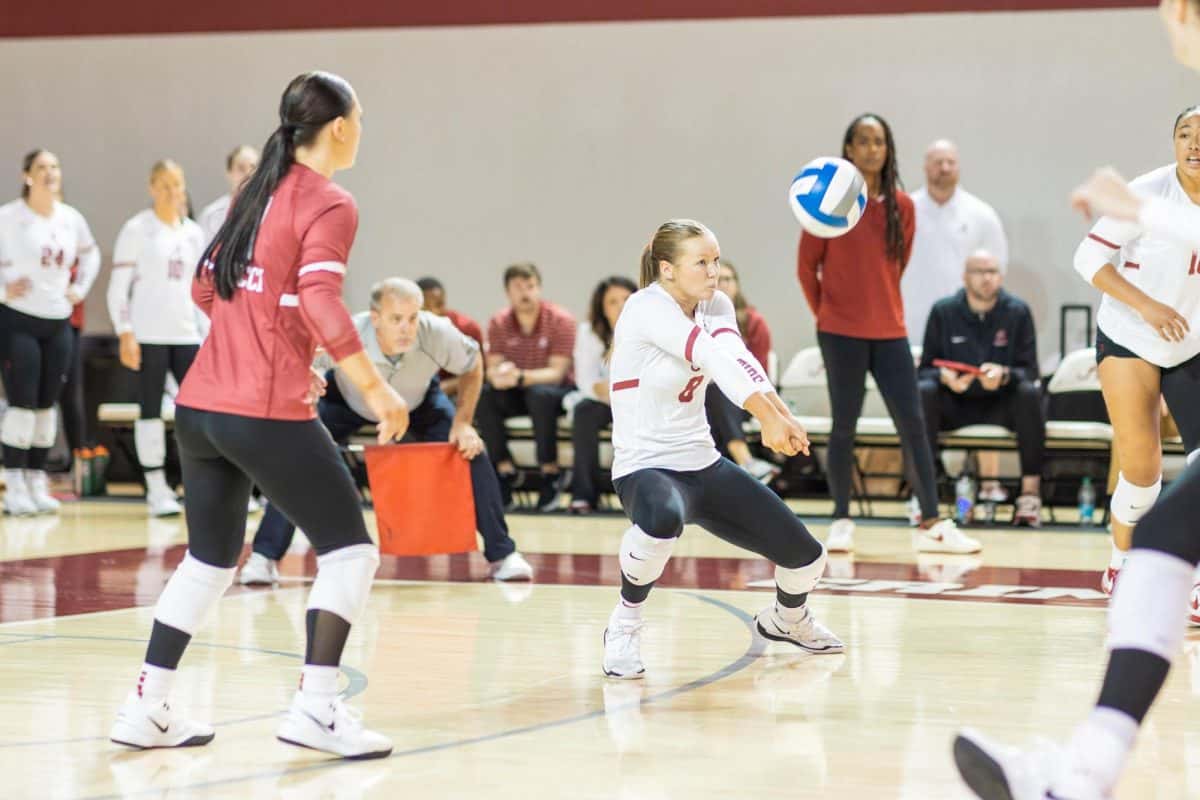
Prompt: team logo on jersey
<box><xmin>237</xmin><ymin>266</ymin><xmax>265</xmax><ymax>293</ymax></box>
<box><xmin>736</xmin><ymin>358</ymin><xmax>766</xmax><ymax>384</ymax></box>
<box><xmin>993</xmin><ymin>329</ymin><xmax>1008</xmax><ymax>348</ymax></box>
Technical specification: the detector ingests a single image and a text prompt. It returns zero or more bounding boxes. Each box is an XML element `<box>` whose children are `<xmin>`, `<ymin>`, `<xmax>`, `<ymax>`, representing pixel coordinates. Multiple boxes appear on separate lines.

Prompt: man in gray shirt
<box><xmin>238</xmin><ymin>278</ymin><xmax>533</xmax><ymax>583</ymax></box>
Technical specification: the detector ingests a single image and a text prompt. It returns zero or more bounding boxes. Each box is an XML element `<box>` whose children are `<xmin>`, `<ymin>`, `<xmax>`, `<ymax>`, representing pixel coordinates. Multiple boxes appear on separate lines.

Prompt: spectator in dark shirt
<box><xmin>918</xmin><ymin>248</ymin><xmax>1045</xmax><ymax>526</ymax></box>
<box><xmin>417</xmin><ymin>276</ymin><xmax>483</xmax><ymax>400</ymax></box>
<box><xmin>476</xmin><ymin>262</ymin><xmax>576</xmax><ymax>511</ymax></box>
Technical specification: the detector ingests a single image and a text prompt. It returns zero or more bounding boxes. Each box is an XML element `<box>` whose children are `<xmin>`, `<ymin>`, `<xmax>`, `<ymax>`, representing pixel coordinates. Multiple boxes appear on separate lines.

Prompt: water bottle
<box><xmin>92</xmin><ymin>445</ymin><xmax>110</xmax><ymax>495</ymax></box>
<box><xmin>955</xmin><ymin>473</ymin><xmax>975</xmax><ymax>525</ymax></box>
<box><xmin>1078</xmin><ymin>476</ymin><xmax>1096</xmax><ymax>527</ymax></box>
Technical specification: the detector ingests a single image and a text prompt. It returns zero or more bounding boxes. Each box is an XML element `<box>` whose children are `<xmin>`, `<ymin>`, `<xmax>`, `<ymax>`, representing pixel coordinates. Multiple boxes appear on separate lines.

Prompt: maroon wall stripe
<box><xmin>1</xmin><ymin>1</ymin><xmax>1157</xmax><ymax>39</ymax></box>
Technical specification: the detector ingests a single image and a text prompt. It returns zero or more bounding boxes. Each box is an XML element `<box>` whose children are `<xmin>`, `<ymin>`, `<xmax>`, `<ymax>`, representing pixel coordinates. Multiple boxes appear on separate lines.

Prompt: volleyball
<box><xmin>788</xmin><ymin>157</ymin><xmax>868</xmax><ymax>238</ymax></box>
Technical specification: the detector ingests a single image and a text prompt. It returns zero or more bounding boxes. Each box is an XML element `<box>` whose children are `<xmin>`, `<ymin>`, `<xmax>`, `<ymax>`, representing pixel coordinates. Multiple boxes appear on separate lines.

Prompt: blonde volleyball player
<box><xmin>0</xmin><ymin>150</ymin><xmax>100</xmax><ymax>515</ymax></box>
<box><xmin>197</xmin><ymin>145</ymin><xmax>259</xmax><ymax>244</ymax></box>
<box><xmin>953</xmin><ymin>4</ymin><xmax>1200</xmax><ymax>798</ymax></box>
<box><xmin>1071</xmin><ymin>107</ymin><xmax>1200</xmax><ymax>601</ymax></box>
<box><xmin>110</xmin><ymin>71</ymin><xmax>406</xmax><ymax>759</ymax></box>
<box><xmin>601</xmin><ymin>220</ymin><xmax>841</xmax><ymax>679</ymax></box>
<box><xmin>108</xmin><ymin>161</ymin><xmax>208</xmax><ymax>517</ymax></box>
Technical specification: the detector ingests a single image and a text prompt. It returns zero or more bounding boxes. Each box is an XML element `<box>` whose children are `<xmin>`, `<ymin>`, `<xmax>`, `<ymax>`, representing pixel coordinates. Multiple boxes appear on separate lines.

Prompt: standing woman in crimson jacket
<box><xmin>797</xmin><ymin>113</ymin><xmax>979</xmax><ymax>555</ymax></box>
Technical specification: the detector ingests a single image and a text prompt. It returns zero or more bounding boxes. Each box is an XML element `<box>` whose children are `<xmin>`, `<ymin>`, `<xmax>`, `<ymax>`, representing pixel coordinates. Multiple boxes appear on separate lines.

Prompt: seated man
<box><xmin>416</xmin><ymin>276</ymin><xmax>482</xmax><ymax>401</ymax></box>
<box><xmin>475</xmin><ymin>262</ymin><xmax>576</xmax><ymax>511</ymax></box>
<box><xmin>238</xmin><ymin>278</ymin><xmax>533</xmax><ymax>584</ymax></box>
<box><xmin>917</xmin><ymin>249</ymin><xmax>1045</xmax><ymax>526</ymax></box>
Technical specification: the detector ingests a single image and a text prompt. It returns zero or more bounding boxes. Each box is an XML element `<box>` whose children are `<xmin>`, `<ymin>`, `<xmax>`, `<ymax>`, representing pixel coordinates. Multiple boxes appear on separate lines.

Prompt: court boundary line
<box><xmin>0</xmin><ymin>613</ymin><xmax>368</xmax><ymax>750</ymax></box>
<box><xmin>75</xmin><ymin>590</ymin><xmax>761</xmax><ymax>800</ymax></box>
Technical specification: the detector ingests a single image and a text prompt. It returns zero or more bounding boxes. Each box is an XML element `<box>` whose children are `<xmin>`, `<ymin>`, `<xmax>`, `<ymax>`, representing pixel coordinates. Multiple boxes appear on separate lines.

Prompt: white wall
<box><xmin>0</xmin><ymin>8</ymin><xmax>1194</xmax><ymax>371</ymax></box>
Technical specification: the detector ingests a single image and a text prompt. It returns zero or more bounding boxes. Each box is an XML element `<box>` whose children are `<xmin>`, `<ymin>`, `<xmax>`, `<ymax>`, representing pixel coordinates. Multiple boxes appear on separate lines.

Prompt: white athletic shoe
<box><xmin>825</xmin><ymin>518</ymin><xmax>855</xmax><ymax>553</ymax></box>
<box><xmin>1100</xmin><ymin>566</ymin><xmax>1119</xmax><ymax>597</ymax></box>
<box><xmin>743</xmin><ymin>457</ymin><xmax>782</xmax><ymax>485</ymax></box>
<box><xmin>110</xmin><ymin>693</ymin><xmax>215</xmax><ymax>750</ymax></box>
<box><xmin>276</xmin><ymin>691</ymin><xmax>393</xmax><ymax>760</ymax></box>
<box><xmin>1189</xmin><ymin>581</ymin><xmax>1200</xmax><ymax>628</ymax></box>
<box><xmin>24</xmin><ymin>470</ymin><xmax>60</xmax><ymax>514</ymax></box>
<box><xmin>602</xmin><ymin>618</ymin><xmax>646</xmax><ymax>680</ymax></box>
<box><xmin>915</xmin><ymin>519</ymin><xmax>982</xmax><ymax>554</ymax></box>
<box><xmin>953</xmin><ymin>728</ymin><xmax>1112</xmax><ymax>800</ymax></box>
<box><xmin>754</xmin><ymin>604</ymin><xmax>844</xmax><ymax>654</ymax></box>
<box><xmin>239</xmin><ymin>552</ymin><xmax>279</xmax><ymax>586</ymax></box>
<box><xmin>3</xmin><ymin>476</ymin><xmax>37</xmax><ymax>517</ymax></box>
<box><xmin>147</xmin><ymin>485</ymin><xmax>183</xmax><ymax>518</ymax></box>
<box><xmin>491</xmin><ymin>551</ymin><xmax>533</xmax><ymax>582</ymax></box>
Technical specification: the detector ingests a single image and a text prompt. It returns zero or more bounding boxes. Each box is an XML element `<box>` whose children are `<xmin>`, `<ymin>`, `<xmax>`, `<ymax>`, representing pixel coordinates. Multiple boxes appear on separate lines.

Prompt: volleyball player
<box><xmin>197</xmin><ymin>145</ymin><xmax>260</xmax><ymax>244</ymax></box>
<box><xmin>601</xmin><ymin>219</ymin><xmax>841</xmax><ymax>680</ymax></box>
<box><xmin>110</xmin><ymin>71</ymin><xmax>406</xmax><ymax>759</ymax></box>
<box><xmin>0</xmin><ymin>150</ymin><xmax>100</xmax><ymax>515</ymax></box>
<box><xmin>953</xmin><ymin>3</ymin><xmax>1200</xmax><ymax>797</ymax></box>
<box><xmin>1069</xmin><ymin>108</ymin><xmax>1200</xmax><ymax>603</ymax></box>
<box><xmin>108</xmin><ymin>160</ymin><xmax>207</xmax><ymax>516</ymax></box>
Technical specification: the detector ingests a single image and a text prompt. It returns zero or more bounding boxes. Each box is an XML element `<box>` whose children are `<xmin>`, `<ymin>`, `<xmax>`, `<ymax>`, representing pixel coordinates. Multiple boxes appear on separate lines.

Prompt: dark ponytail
<box><xmin>843</xmin><ymin>113</ymin><xmax>906</xmax><ymax>264</ymax></box>
<box><xmin>199</xmin><ymin>71</ymin><xmax>355</xmax><ymax>300</ymax></box>
<box><xmin>21</xmin><ymin>149</ymin><xmax>49</xmax><ymax>200</ymax></box>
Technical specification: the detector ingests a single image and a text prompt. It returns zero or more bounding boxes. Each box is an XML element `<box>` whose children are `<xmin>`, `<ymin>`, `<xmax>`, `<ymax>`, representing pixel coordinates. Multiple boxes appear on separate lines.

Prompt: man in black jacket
<box><xmin>918</xmin><ymin>249</ymin><xmax>1045</xmax><ymax>526</ymax></box>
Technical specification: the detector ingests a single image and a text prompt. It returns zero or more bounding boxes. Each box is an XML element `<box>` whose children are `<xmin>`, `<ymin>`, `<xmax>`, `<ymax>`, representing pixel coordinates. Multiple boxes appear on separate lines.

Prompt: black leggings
<box><xmin>614</xmin><ymin>458</ymin><xmax>822</xmax><ymax>568</ymax></box>
<box><xmin>818</xmin><ymin>331</ymin><xmax>939</xmax><ymax>519</ymax></box>
<box><xmin>0</xmin><ymin>305</ymin><xmax>72</xmax><ymax>469</ymax></box>
<box><xmin>138</xmin><ymin>344</ymin><xmax>198</xmax><ymax>419</ymax></box>
<box><xmin>61</xmin><ymin>326</ymin><xmax>86</xmax><ymax>451</ymax></box>
<box><xmin>174</xmin><ymin>405</ymin><xmax>371</xmax><ymax>569</ymax></box>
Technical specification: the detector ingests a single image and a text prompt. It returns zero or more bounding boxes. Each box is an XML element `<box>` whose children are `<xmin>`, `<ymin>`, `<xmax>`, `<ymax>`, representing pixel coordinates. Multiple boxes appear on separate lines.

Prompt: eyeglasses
<box><xmin>966</xmin><ymin>268</ymin><xmax>1001</xmax><ymax>277</ymax></box>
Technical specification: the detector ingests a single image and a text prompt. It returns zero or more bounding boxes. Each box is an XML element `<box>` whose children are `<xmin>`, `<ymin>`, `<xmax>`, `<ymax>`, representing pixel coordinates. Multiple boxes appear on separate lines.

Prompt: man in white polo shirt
<box><xmin>902</xmin><ymin>140</ymin><xmax>1009</xmax><ymax>346</ymax></box>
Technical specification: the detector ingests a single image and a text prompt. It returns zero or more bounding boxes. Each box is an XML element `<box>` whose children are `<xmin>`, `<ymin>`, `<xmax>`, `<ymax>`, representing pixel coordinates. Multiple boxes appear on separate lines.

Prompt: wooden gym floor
<box><xmin>0</xmin><ymin>497</ymin><xmax>1196</xmax><ymax>799</ymax></box>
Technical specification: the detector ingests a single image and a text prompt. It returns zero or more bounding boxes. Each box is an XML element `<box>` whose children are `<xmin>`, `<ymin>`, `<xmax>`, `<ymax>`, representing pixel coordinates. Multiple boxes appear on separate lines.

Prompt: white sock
<box><xmin>774</xmin><ymin>601</ymin><xmax>808</xmax><ymax>625</ymax></box>
<box><xmin>613</xmin><ymin>599</ymin><xmax>644</xmax><ymax>624</ymax></box>
<box><xmin>137</xmin><ymin>663</ymin><xmax>175</xmax><ymax>702</ymax></box>
<box><xmin>4</xmin><ymin>469</ymin><xmax>24</xmax><ymax>493</ymax></box>
<box><xmin>1109</xmin><ymin>541</ymin><xmax>1127</xmax><ymax>570</ymax></box>
<box><xmin>299</xmin><ymin>664</ymin><xmax>340</xmax><ymax>702</ymax></box>
<box><xmin>1055</xmin><ymin>707</ymin><xmax>1137</xmax><ymax>795</ymax></box>
<box><xmin>144</xmin><ymin>469</ymin><xmax>170</xmax><ymax>496</ymax></box>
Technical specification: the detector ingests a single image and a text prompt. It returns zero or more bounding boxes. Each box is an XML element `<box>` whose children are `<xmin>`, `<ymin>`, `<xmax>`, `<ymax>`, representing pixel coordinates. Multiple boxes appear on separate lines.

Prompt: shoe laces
<box><xmin>326</xmin><ymin>696</ymin><xmax>365</xmax><ymax>733</ymax></box>
<box><xmin>609</xmin><ymin>619</ymin><xmax>644</xmax><ymax>656</ymax></box>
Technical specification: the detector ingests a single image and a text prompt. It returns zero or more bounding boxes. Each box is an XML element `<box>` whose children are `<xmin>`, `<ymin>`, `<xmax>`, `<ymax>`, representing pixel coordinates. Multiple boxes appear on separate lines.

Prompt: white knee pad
<box><xmin>135</xmin><ymin>418</ymin><xmax>166</xmax><ymax>470</ymax></box>
<box><xmin>1</xmin><ymin>408</ymin><xmax>35</xmax><ymax>450</ymax></box>
<box><xmin>1110</xmin><ymin>472</ymin><xmax>1162</xmax><ymax>527</ymax></box>
<box><xmin>32</xmin><ymin>408</ymin><xmax>56</xmax><ymax>449</ymax></box>
<box><xmin>154</xmin><ymin>552</ymin><xmax>236</xmax><ymax>635</ymax></box>
<box><xmin>618</xmin><ymin>525</ymin><xmax>676</xmax><ymax>587</ymax></box>
<box><xmin>1188</xmin><ymin>449</ymin><xmax>1200</xmax><ymax>467</ymax></box>
<box><xmin>775</xmin><ymin>546</ymin><xmax>827</xmax><ymax>597</ymax></box>
<box><xmin>1108</xmin><ymin>549</ymin><xmax>1192</xmax><ymax>660</ymax></box>
<box><xmin>307</xmin><ymin>544</ymin><xmax>380</xmax><ymax>623</ymax></box>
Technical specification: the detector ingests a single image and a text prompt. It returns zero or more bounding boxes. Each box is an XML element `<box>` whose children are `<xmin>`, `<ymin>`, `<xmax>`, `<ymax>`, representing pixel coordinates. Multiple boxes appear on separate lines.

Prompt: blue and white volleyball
<box><xmin>788</xmin><ymin>157</ymin><xmax>868</xmax><ymax>238</ymax></box>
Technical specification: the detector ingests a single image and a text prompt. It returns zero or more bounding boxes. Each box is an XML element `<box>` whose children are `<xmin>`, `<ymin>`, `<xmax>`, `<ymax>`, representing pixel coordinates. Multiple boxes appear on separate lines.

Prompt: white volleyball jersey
<box><xmin>0</xmin><ymin>199</ymin><xmax>100</xmax><ymax>320</ymax></box>
<box><xmin>198</xmin><ymin>194</ymin><xmax>230</xmax><ymax>246</ymax></box>
<box><xmin>108</xmin><ymin>209</ymin><xmax>206</xmax><ymax>344</ymax></box>
<box><xmin>1074</xmin><ymin>164</ymin><xmax>1200</xmax><ymax>367</ymax></box>
<box><xmin>609</xmin><ymin>283</ymin><xmax>769</xmax><ymax>480</ymax></box>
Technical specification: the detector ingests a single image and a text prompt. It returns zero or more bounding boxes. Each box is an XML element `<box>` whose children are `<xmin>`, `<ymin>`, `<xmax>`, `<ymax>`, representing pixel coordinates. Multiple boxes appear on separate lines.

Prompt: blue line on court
<box><xmin>77</xmin><ymin>592</ymin><xmax>762</xmax><ymax>800</ymax></box>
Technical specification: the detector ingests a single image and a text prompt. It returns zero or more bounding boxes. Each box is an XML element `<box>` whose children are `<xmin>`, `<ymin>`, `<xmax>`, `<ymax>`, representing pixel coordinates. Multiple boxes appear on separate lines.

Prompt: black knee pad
<box><xmin>1134</xmin><ymin>497</ymin><xmax>1200</xmax><ymax>565</ymax></box>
